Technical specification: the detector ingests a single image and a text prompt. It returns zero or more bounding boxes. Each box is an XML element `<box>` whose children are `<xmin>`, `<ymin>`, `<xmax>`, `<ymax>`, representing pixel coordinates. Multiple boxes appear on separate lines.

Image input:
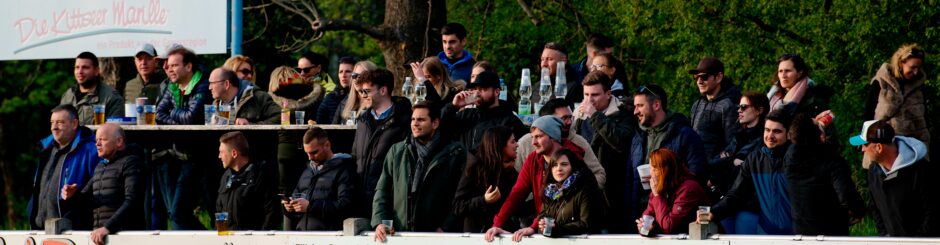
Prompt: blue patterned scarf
<box><xmin>544</xmin><ymin>172</ymin><xmax>579</xmax><ymax>201</ymax></box>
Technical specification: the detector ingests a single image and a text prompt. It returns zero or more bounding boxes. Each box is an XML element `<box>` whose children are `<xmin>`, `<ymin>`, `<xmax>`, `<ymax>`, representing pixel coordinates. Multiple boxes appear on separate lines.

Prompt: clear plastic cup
<box><xmin>637</xmin><ymin>164</ymin><xmax>652</xmax><ymax>190</ymax></box>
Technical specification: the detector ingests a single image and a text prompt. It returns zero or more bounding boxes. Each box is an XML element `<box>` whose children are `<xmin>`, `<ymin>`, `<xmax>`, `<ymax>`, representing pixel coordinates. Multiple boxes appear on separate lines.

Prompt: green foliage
<box><xmin>450</xmin><ymin>0</ymin><xmax>940</xmax><ymax>235</ymax></box>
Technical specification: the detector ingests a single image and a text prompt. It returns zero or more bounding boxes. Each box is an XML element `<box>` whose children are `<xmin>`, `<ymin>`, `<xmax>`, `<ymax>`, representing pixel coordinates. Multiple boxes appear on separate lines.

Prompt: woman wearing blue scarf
<box><xmin>535</xmin><ymin>149</ymin><xmax>605</xmax><ymax>237</ymax></box>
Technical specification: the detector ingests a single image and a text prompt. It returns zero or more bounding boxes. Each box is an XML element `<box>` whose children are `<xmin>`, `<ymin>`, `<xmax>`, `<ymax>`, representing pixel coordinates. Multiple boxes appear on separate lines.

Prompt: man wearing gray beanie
<box><xmin>485</xmin><ymin>115</ymin><xmax>589</xmax><ymax>241</ymax></box>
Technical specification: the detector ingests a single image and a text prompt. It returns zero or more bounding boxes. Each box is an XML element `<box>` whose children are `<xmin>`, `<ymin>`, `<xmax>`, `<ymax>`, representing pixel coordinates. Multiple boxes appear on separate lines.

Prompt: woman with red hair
<box><xmin>636</xmin><ymin>148</ymin><xmax>709</xmax><ymax>234</ymax></box>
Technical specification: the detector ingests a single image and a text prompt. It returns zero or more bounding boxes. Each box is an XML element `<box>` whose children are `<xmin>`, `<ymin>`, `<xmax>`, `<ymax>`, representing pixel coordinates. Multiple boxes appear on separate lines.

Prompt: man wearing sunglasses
<box><xmin>688</xmin><ymin>57</ymin><xmax>741</xmax><ymax>160</ymax></box>
<box><xmin>630</xmin><ymin>84</ymin><xmax>707</xmax><ymax>230</ymax></box>
<box><xmin>298</xmin><ymin>51</ymin><xmax>336</xmax><ymax>93</ymax></box>
<box><xmin>851</xmin><ymin>120</ymin><xmax>938</xmax><ymax>236</ymax></box>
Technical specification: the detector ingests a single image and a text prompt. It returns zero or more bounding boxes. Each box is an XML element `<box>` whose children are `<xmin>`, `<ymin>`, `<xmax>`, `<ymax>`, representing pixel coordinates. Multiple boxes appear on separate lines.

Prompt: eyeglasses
<box><xmin>238</xmin><ymin>69</ymin><xmax>252</xmax><ymax>75</ymax></box>
<box><xmin>296</xmin><ymin>66</ymin><xmax>315</xmax><ymax>74</ymax></box>
<box><xmin>357</xmin><ymin>89</ymin><xmax>373</xmax><ymax>95</ymax></box>
<box><xmin>737</xmin><ymin>104</ymin><xmax>750</xmax><ymax>111</ymax></box>
<box><xmin>209</xmin><ymin>80</ymin><xmax>225</xmax><ymax>85</ymax></box>
<box><xmin>693</xmin><ymin>73</ymin><xmax>712</xmax><ymax>81</ymax></box>
<box><xmin>637</xmin><ymin>85</ymin><xmax>661</xmax><ymax>99</ymax></box>
<box><xmin>351</xmin><ymin>72</ymin><xmax>360</xmax><ymax>80</ymax></box>
<box><xmin>589</xmin><ymin>64</ymin><xmax>608</xmax><ymax>70</ymax></box>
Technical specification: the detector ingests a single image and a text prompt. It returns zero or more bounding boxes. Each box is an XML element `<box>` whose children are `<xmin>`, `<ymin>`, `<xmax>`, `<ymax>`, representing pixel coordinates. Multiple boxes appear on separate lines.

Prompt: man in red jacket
<box><xmin>484</xmin><ymin>116</ymin><xmax>585</xmax><ymax>242</ymax></box>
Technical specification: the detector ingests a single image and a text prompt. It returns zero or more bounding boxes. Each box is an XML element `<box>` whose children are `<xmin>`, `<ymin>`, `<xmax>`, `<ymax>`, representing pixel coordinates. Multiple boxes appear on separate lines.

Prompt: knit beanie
<box><xmin>532</xmin><ymin>115</ymin><xmax>564</xmax><ymax>143</ymax></box>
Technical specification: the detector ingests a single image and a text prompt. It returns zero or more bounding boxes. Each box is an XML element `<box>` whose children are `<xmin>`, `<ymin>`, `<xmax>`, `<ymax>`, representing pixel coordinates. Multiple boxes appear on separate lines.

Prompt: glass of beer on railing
<box><xmin>144</xmin><ymin>105</ymin><xmax>156</xmax><ymax>125</ymax></box>
<box><xmin>93</xmin><ymin>104</ymin><xmax>106</xmax><ymax>125</ymax></box>
<box><xmin>215</xmin><ymin>212</ymin><xmax>232</xmax><ymax>235</ymax></box>
<box><xmin>218</xmin><ymin>105</ymin><xmax>232</xmax><ymax>125</ymax></box>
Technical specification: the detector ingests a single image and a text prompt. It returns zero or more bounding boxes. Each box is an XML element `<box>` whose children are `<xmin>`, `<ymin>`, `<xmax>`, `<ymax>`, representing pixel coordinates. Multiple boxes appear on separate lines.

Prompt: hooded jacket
<box><xmin>690</xmin><ymin>82</ymin><xmax>742</xmax><ymax>158</ymax></box>
<box><xmin>352</xmin><ymin>96</ymin><xmax>412</xmax><ymax>217</ymax></box>
<box><xmin>30</xmin><ymin>126</ymin><xmax>100</xmax><ymax>229</ymax></box>
<box><xmin>538</xmin><ymin>168</ymin><xmax>605</xmax><ymax>237</ymax></box>
<box><xmin>216</xmin><ymin>160</ymin><xmax>280</xmax><ymax>230</ymax></box>
<box><xmin>629</xmin><ymin>112</ymin><xmax>707</xmax><ymax>220</ymax></box>
<box><xmin>287</xmin><ymin>153</ymin><xmax>359</xmax><ymax>231</ymax></box>
<box><xmin>437</xmin><ymin>50</ymin><xmax>476</xmax><ymax>83</ymax></box>
<box><xmin>712</xmin><ymin>144</ymin><xmax>793</xmax><ymax>235</ymax></box>
<box><xmin>865</xmin><ymin>63</ymin><xmax>930</xmax><ymax>149</ymax></box>
<box><xmin>60</xmin><ymin>79</ymin><xmax>125</xmax><ymax>125</ymax></box>
<box><xmin>492</xmin><ymin>143</ymin><xmax>586</xmax><ymax>229</ymax></box>
<box><xmin>78</xmin><ymin>144</ymin><xmax>146</xmax><ymax>232</ymax></box>
<box><xmin>785</xmin><ymin>143</ymin><xmax>865</xmax><ymax>235</ymax></box>
<box><xmin>868</xmin><ymin>136</ymin><xmax>939</xmax><ymax>236</ymax></box>
<box><xmin>442</xmin><ymin>101</ymin><xmax>528</xmax><ymax>152</ymax></box>
<box><xmin>213</xmin><ymin>80</ymin><xmax>281</xmax><ymax>124</ymax></box>
<box><xmin>371</xmin><ymin>135</ymin><xmax>466</xmax><ymax>231</ymax></box>
<box><xmin>155</xmin><ymin>70</ymin><xmax>211</xmax><ymax>125</ymax></box>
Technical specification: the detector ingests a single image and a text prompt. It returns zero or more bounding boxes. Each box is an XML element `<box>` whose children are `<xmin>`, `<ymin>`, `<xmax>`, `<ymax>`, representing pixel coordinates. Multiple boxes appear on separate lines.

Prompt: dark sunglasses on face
<box><xmin>351</xmin><ymin>72</ymin><xmax>360</xmax><ymax>80</ymax></box>
<box><xmin>738</xmin><ymin>104</ymin><xmax>750</xmax><ymax>111</ymax></box>
<box><xmin>238</xmin><ymin>69</ymin><xmax>252</xmax><ymax>75</ymax></box>
<box><xmin>693</xmin><ymin>73</ymin><xmax>712</xmax><ymax>81</ymax></box>
<box><xmin>296</xmin><ymin>66</ymin><xmax>315</xmax><ymax>74</ymax></box>
<box><xmin>357</xmin><ymin>89</ymin><xmax>372</xmax><ymax>95</ymax></box>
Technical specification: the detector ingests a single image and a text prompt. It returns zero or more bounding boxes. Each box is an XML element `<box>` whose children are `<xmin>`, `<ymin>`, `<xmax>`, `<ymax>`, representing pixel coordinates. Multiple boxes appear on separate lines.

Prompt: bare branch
<box><xmin>516</xmin><ymin>0</ymin><xmax>541</xmax><ymax>26</ymax></box>
<box><xmin>244</xmin><ymin>2</ymin><xmax>274</xmax><ymax>10</ymax></box>
<box><xmin>271</xmin><ymin>0</ymin><xmax>386</xmax><ymax>40</ymax></box>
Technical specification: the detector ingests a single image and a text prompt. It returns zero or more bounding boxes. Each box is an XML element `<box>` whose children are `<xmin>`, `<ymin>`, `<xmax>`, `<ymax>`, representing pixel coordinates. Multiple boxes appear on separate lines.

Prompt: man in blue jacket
<box><xmin>437</xmin><ymin>23</ymin><xmax>475</xmax><ymax>83</ymax></box>
<box><xmin>29</xmin><ymin>104</ymin><xmax>100</xmax><ymax>229</ymax></box>
<box><xmin>629</xmin><ymin>84</ymin><xmax>707</xmax><ymax>230</ymax></box>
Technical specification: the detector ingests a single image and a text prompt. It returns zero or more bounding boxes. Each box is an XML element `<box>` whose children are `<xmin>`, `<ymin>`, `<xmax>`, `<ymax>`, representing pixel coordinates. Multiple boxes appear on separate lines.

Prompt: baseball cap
<box><xmin>688</xmin><ymin>57</ymin><xmax>724</xmax><ymax>75</ymax></box>
<box><xmin>849</xmin><ymin>120</ymin><xmax>895</xmax><ymax>146</ymax></box>
<box><xmin>136</xmin><ymin>43</ymin><xmax>157</xmax><ymax>57</ymax></box>
<box><xmin>467</xmin><ymin>71</ymin><xmax>500</xmax><ymax>89</ymax></box>
<box><xmin>158</xmin><ymin>43</ymin><xmax>185</xmax><ymax>59</ymax></box>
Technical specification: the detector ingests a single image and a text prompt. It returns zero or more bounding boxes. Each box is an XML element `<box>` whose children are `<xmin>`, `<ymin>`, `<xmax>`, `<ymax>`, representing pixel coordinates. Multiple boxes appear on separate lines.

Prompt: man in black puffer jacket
<box><xmin>350</xmin><ymin>69</ymin><xmax>412</xmax><ymax>218</ymax></box>
<box><xmin>62</xmin><ymin>123</ymin><xmax>145</xmax><ymax>245</ymax></box>
<box><xmin>216</xmin><ymin>132</ymin><xmax>280</xmax><ymax>230</ymax></box>
<box><xmin>285</xmin><ymin>127</ymin><xmax>359</xmax><ymax>230</ymax></box>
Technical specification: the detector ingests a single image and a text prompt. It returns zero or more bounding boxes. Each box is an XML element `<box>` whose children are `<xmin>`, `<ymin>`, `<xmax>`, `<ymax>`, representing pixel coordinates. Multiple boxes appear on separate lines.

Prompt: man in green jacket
<box><xmin>373</xmin><ymin>102</ymin><xmax>466</xmax><ymax>241</ymax></box>
<box><xmin>61</xmin><ymin>51</ymin><xmax>125</xmax><ymax>125</ymax></box>
<box><xmin>208</xmin><ymin>68</ymin><xmax>281</xmax><ymax>125</ymax></box>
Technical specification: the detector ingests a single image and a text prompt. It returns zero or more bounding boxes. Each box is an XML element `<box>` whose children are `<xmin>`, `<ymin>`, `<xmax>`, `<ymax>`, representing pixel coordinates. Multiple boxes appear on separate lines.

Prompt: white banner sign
<box><xmin>1</xmin><ymin>0</ymin><xmax>228</xmax><ymax>60</ymax></box>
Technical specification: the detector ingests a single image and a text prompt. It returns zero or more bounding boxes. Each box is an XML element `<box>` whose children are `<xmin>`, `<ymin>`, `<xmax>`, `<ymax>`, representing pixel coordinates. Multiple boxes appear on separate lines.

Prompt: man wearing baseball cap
<box><xmin>443</xmin><ymin>71</ymin><xmax>527</xmax><ymax>151</ymax></box>
<box><xmin>851</xmin><ymin>120</ymin><xmax>939</xmax><ymax>236</ymax></box>
<box><xmin>688</xmin><ymin>56</ymin><xmax>741</xmax><ymax>160</ymax></box>
<box><xmin>123</xmin><ymin>43</ymin><xmax>168</xmax><ymax>105</ymax></box>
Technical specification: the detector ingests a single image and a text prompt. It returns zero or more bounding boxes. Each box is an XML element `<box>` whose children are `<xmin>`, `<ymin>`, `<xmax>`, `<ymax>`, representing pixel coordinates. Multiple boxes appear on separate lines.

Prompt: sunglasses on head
<box><xmin>637</xmin><ymin>85</ymin><xmax>660</xmax><ymax>99</ymax></box>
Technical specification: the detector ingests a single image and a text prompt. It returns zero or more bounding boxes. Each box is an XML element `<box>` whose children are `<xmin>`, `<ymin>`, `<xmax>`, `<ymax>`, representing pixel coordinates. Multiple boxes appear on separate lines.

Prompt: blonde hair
<box><xmin>339</xmin><ymin>61</ymin><xmax>378</xmax><ymax>121</ymax></box>
<box><xmin>268</xmin><ymin>66</ymin><xmax>299</xmax><ymax>92</ymax></box>
<box><xmin>223</xmin><ymin>55</ymin><xmax>255</xmax><ymax>83</ymax></box>
<box><xmin>420</xmin><ymin>56</ymin><xmax>453</xmax><ymax>95</ymax></box>
<box><xmin>890</xmin><ymin>43</ymin><xmax>926</xmax><ymax>79</ymax></box>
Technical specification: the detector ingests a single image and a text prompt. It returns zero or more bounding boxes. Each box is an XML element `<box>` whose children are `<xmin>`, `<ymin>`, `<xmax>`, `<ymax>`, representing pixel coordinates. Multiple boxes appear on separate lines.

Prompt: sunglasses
<box><xmin>693</xmin><ymin>73</ymin><xmax>713</xmax><ymax>81</ymax></box>
<box><xmin>357</xmin><ymin>89</ymin><xmax>373</xmax><ymax>95</ymax></box>
<box><xmin>737</xmin><ymin>104</ymin><xmax>750</xmax><ymax>111</ymax></box>
<box><xmin>637</xmin><ymin>85</ymin><xmax>661</xmax><ymax>99</ymax></box>
<box><xmin>238</xmin><ymin>69</ymin><xmax>252</xmax><ymax>75</ymax></box>
<box><xmin>351</xmin><ymin>72</ymin><xmax>360</xmax><ymax>80</ymax></box>
<box><xmin>296</xmin><ymin>66</ymin><xmax>315</xmax><ymax>74</ymax></box>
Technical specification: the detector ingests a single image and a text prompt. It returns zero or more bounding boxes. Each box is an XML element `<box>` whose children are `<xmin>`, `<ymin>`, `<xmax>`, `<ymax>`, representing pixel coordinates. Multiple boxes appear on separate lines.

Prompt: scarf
<box><xmin>544</xmin><ymin>171</ymin><xmax>579</xmax><ymax>201</ymax></box>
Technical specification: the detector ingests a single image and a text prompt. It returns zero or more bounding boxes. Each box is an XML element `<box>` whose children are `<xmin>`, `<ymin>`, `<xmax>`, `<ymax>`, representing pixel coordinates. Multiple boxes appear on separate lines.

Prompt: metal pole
<box><xmin>230</xmin><ymin>0</ymin><xmax>243</xmax><ymax>56</ymax></box>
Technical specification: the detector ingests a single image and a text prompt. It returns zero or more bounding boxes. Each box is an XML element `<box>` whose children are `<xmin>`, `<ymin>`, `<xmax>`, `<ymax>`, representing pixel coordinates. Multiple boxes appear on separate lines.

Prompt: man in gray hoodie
<box><xmin>852</xmin><ymin>120</ymin><xmax>939</xmax><ymax>236</ymax></box>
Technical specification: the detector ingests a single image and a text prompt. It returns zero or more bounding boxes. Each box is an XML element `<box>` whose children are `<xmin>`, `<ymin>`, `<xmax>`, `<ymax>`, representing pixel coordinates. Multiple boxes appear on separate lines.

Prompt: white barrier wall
<box><xmin>1</xmin><ymin>231</ymin><xmax>938</xmax><ymax>245</ymax></box>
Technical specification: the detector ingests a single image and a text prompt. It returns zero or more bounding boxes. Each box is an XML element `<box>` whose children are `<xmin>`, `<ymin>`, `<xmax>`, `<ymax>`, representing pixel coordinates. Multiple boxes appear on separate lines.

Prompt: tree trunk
<box><xmin>0</xmin><ymin>117</ymin><xmax>13</xmax><ymax>228</ymax></box>
<box><xmin>378</xmin><ymin>0</ymin><xmax>446</xmax><ymax>96</ymax></box>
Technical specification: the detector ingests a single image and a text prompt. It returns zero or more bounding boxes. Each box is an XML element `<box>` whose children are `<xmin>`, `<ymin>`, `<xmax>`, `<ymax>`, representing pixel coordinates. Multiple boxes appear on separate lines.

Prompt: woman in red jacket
<box><xmin>636</xmin><ymin>148</ymin><xmax>709</xmax><ymax>234</ymax></box>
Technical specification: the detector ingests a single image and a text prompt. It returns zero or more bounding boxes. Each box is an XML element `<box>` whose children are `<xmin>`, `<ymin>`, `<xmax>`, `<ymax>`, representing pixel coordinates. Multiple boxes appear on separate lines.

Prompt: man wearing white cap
<box><xmin>851</xmin><ymin>120</ymin><xmax>938</xmax><ymax>236</ymax></box>
<box><xmin>123</xmin><ymin>43</ymin><xmax>167</xmax><ymax>105</ymax></box>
